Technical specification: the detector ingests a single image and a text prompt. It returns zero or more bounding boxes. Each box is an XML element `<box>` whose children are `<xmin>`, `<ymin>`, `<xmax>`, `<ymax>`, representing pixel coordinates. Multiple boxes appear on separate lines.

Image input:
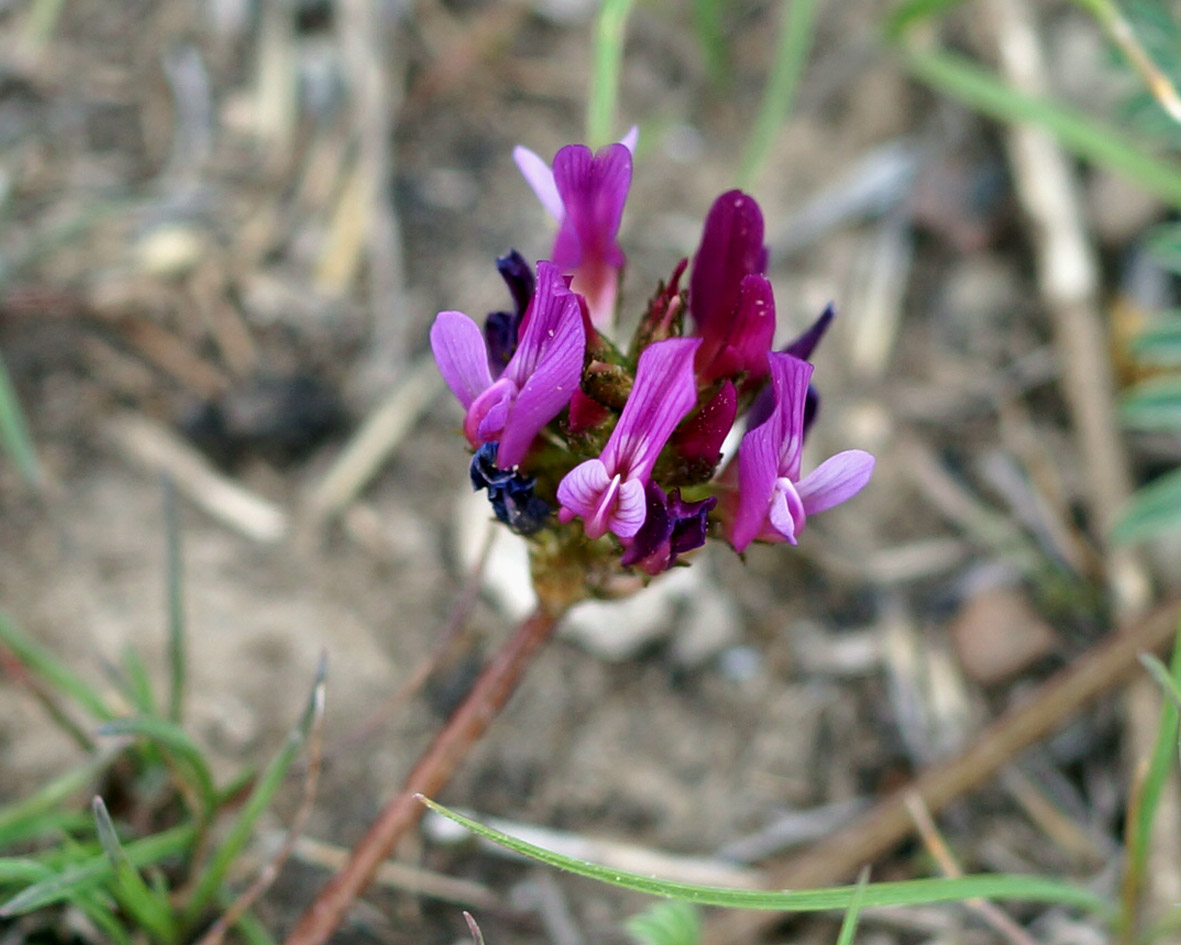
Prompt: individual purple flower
<box><xmin>557</xmin><ymin>337</ymin><xmax>701</xmax><ymax>540</ymax></box>
<box><xmin>729</xmin><ymin>352</ymin><xmax>874</xmax><ymax>552</ymax></box>
<box><xmin>431</xmin><ymin>261</ymin><xmax>585</xmax><ymax>469</ymax></box>
<box><xmin>689</xmin><ymin>190</ymin><xmax>771</xmax><ymax>381</ymax></box>
<box><xmin>620</xmin><ymin>482</ymin><xmax>717</xmax><ymax>575</ymax></box>
<box><xmin>514</xmin><ymin>131</ymin><xmax>636</xmax><ymax>330</ymax></box>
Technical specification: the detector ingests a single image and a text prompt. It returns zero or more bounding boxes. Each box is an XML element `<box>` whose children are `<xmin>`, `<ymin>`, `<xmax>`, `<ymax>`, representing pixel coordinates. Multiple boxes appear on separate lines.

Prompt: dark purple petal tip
<box><xmin>621</xmin><ymin>482</ymin><xmax>717</xmax><ymax>575</ymax></box>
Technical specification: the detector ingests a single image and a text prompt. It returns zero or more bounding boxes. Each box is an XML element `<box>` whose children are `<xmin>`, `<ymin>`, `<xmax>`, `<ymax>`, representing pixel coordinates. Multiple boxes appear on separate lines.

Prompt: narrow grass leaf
<box><xmin>1130</xmin><ymin>315</ymin><xmax>1181</xmax><ymax>364</ymax></box>
<box><xmin>885</xmin><ymin>0</ymin><xmax>970</xmax><ymax>38</ymax></box>
<box><xmin>92</xmin><ymin>796</ymin><xmax>178</xmax><ymax>944</ymax></box>
<box><xmin>0</xmin><ymin>859</ymin><xmax>54</xmax><ymax>885</ymax></box>
<box><xmin>737</xmin><ymin>0</ymin><xmax>821</xmax><ymax>188</ymax></box>
<box><xmin>1124</xmin><ymin>621</ymin><xmax>1181</xmax><ymax>940</ymax></box>
<box><xmin>418</xmin><ymin>798</ymin><xmax>1113</xmax><ymax>916</ymax></box>
<box><xmin>164</xmin><ymin>477</ymin><xmax>186</xmax><ymax>724</ymax></box>
<box><xmin>182</xmin><ymin>659</ymin><xmax>326</xmax><ymax>923</ymax></box>
<box><xmin>0</xmin><ymin>348</ymin><xmax>40</xmax><ymax>486</ymax></box>
<box><xmin>834</xmin><ymin>868</ymin><xmax>869</xmax><ymax>945</ymax></box>
<box><xmin>626</xmin><ymin>900</ymin><xmax>701</xmax><ymax>945</ymax></box>
<box><xmin>121</xmin><ymin>646</ymin><xmax>158</xmax><ymax>716</ymax></box>
<box><xmin>1146</xmin><ymin>223</ymin><xmax>1181</xmax><ymax>274</ymax></box>
<box><xmin>97</xmin><ymin>717</ymin><xmax>217</xmax><ymax>812</ymax></box>
<box><xmin>691</xmin><ymin>0</ymin><xmax>728</xmax><ymax>88</ymax></box>
<box><xmin>1120</xmin><ymin>378</ymin><xmax>1181</xmax><ymax>430</ymax></box>
<box><xmin>0</xmin><ymin>611</ymin><xmax>114</xmax><ymax>722</ymax></box>
<box><xmin>587</xmin><ymin>0</ymin><xmax>636</xmax><ymax>147</ymax></box>
<box><xmin>0</xmin><ymin>823</ymin><xmax>194</xmax><ymax>916</ymax></box>
<box><xmin>1114</xmin><ymin>466</ymin><xmax>1181</xmax><ymax>542</ymax></box>
<box><xmin>899</xmin><ymin>46</ymin><xmax>1181</xmax><ymax>210</ymax></box>
<box><xmin>232</xmin><ymin>907</ymin><xmax>278</xmax><ymax>945</ymax></box>
<box><xmin>75</xmin><ymin>889</ymin><xmax>135</xmax><ymax>945</ymax></box>
<box><xmin>0</xmin><ymin>750</ymin><xmax>118</xmax><ymax>845</ymax></box>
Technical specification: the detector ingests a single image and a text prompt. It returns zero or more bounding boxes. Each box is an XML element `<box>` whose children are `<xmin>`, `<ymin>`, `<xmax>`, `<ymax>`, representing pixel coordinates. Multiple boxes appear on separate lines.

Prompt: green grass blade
<box><xmin>691</xmin><ymin>0</ymin><xmax>728</xmax><ymax>88</ymax></box>
<box><xmin>0</xmin><ymin>750</ymin><xmax>119</xmax><ymax>845</ymax></box>
<box><xmin>121</xmin><ymin>646</ymin><xmax>158</xmax><ymax>716</ymax></box>
<box><xmin>1130</xmin><ymin>315</ymin><xmax>1181</xmax><ymax>364</ymax></box>
<box><xmin>834</xmin><ymin>868</ymin><xmax>869</xmax><ymax>945</ymax></box>
<box><xmin>587</xmin><ymin>0</ymin><xmax>636</xmax><ymax>147</ymax></box>
<box><xmin>885</xmin><ymin>0</ymin><xmax>970</xmax><ymax>38</ymax></box>
<box><xmin>737</xmin><ymin>0</ymin><xmax>821</xmax><ymax>188</ymax></box>
<box><xmin>1140</xmin><ymin>653</ymin><xmax>1181</xmax><ymax>712</ymax></box>
<box><xmin>0</xmin><ymin>858</ymin><xmax>55</xmax><ymax>885</ymax></box>
<box><xmin>0</xmin><ymin>823</ymin><xmax>194</xmax><ymax>916</ymax></box>
<box><xmin>418</xmin><ymin>798</ymin><xmax>1114</xmax><ymax>916</ymax></box>
<box><xmin>92</xmin><ymin>797</ymin><xmax>178</xmax><ymax>944</ymax></box>
<box><xmin>164</xmin><ymin>477</ymin><xmax>186</xmax><ymax>724</ymax></box>
<box><xmin>0</xmin><ymin>348</ymin><xmax>40</xmax><ymax>486</ymax></box>
<box><xmin>899</xmin><ymin>46</ymin><xmax>1181</xmax><ymax>210</ymax></box>
<box><xmin>97</xmin><ymin>717</ymin><xmax>218</xmax><ymax>812</ymax></box>
<box><xmin>1146</xmin><ymin>223</ymin><xmax>1181</xmax><ymax>275</ymax></box>
<box><xmin>232</xmin><ymin>907</ymin><xmax>279</xmax><ymax>945</ymax></box>
<box><xmin>182</xmin><ymin>658</ymin><xmax>326</xmax><ymax>923</ymax></box>
<box><xmin>1122</xmin><ymin>622</ymin><xmax>1181</xmax><ymax>941</ymax></box>
<box><xmin>74</xmin><ymin>889</ymin><xmax>134</xmax><ymax>945</ymax></box>
<box><xmin>1120</xmin><ymin>378</ymin><xmax>1181</xmax><ymax>430</ymax></box>
<box><xmin>1114</xmin><ymin>466</ymin><xmax>1181</xmax><ymax>542</ymax></box>
<box><xmin>627</xmin><ymin>901</ymin><xmax>701</xmax><ymax>945</ymax></box>
<box><xmin>0</xmin><ymin>810</ymin><xmax>92</xmax><ymax>849</ymax></box>
<box><xmin>0</xmin><ymin>610</ymin><xmax>114</xmax><ymax>722</ymax></box>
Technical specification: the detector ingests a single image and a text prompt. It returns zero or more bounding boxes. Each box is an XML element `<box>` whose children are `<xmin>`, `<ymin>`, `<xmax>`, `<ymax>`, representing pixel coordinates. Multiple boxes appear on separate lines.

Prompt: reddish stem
<box><xmin>282</xmin><ymin>606</ymin><xmax>563</xmax><ymax>945</ymax></box>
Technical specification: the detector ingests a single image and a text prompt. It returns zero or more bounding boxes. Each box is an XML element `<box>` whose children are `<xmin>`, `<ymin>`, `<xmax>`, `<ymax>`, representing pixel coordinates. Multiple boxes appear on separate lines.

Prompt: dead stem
<box><xmin>281</xmin><ymin>605</ymin><xmax>565</xmax><ymax>945</ymax></box>
<box><xmin>702</xmin><ymin>601</ymin><xmax>1180</xmax><ymax>945</ymax></box>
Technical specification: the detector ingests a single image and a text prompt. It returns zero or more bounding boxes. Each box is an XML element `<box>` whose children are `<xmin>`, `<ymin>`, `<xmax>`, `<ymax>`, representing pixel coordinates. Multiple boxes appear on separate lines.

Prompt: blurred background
<box><xmin>3</xmin><ymin>0</ymin><xmax>1181</xmax><ymax>942</ymax></box>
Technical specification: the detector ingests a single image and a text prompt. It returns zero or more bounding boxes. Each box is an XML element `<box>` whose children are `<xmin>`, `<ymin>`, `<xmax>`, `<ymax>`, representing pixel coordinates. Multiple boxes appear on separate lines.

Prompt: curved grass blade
<box><xmin>419</xmin><ymin>797</ymin><xmax>1113</xmax><ymax>917</ymax></box>
<box><xmin>182</xmin><ymin>657</ymin><xmax>326</xmax><ymax>923</ymax></box>
<box><xmin>626</xmin><ymin>900</ymin><xmax>701</xmax><ymax>945</ymax></box>
<box><xmin>1114</xmin><ymin>466</ymin><xmax>1181</xmax><ymax>543</ymax></box>
<box><xmin>737</xmin><ymin>0</ymin><xmax>821</xmax><ymax>188</ymax></box>
<box><xmin>164</xmin><ymin>477</ymin><xmax>186</xmax><ymax>725</ymax></box>
<box><xmin>120</xmin><ymin>645</ymin><xmax>158</xmax><ymax>716</ymax></box>
<box><xmin>93</xmin><ymin>796</ymin><xmax>178</xmax><ymax>944</ymax></box>
<box><xmin>0</xmin><ymin>611</ymin><xmax>113</xmax><ymax>723</ymax></box>
<box><xmin>75</xmin><ymin>888</ymin><xmax>134</xmax><ymax>945</ymax></box>
<box><xmin>885</xmin><ymin>0</ymin><xmax>969</xmax><ymax>38</ymax></box>
<box><xmin>0</xmin><ymin>823</ymin><xmax>194</xmax><ymax>916</ymax></box>
<box><xmin>587</xmin><ymin>0</ymin><xmax>636</xmax><ymax>147</ymax></box>
<box><xmin>899</xmin><ymin>46</ymin><xmax>1181</xmax><ymax>211</ymax></box>
<box><xmin>1130</xmin><ymin>315</ymin><xmax>1181</xmax><ymax>364</ymax></box>
<box><xmin>1120</xmin><ymin>378</ymin><xmax>1181</xmax><ymax>431</ymax></box>
<box><xmin>97</xmin><ymin>717</ymin><xmax>217</xmax><ymax>812</ymax></box>
<box><xmin>0</xmin><ymin>348</ymin><xmax>40</xmax><ymax>486</ymax></box>
<box><xmin>0</xmin><ymin>749</ymin><xmax>119</xmax><ymax>846</ymax></box>
<box><xmin>0</xmin><ymin>858</ymin><xmax>54</xmax><ymax>885</ymax></box>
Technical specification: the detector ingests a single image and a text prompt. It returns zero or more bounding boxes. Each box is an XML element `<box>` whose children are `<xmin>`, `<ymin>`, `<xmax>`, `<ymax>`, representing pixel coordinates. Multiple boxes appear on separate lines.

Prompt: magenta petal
<box><xmin>431</xmin><ymin>310</ymin><xmax>493</xmax><ymax>409</ymax></box>
<box><xmin>602</xmin><ymin>337</ymin><xmax>702</xmax><ymax>482</ymax></box>
<box><xmin>552</xmin><ymin>143</ymin><xmax>631</xmax><ymax>270</ymax></box>
<box><xmin>609</xmin><ymin>477</ymin><xmax>648</xmax><ymax>539</ymax></box>
<box><xmin>513</xmin><ymin>145</ymin><xmax>564</xmax><ymax>221</ymax></box>
<box><xmin>506</xmin><ymin>262</ymin><xmax>578</xmax><ymax>383</ymax></box>
<box><xmin>764</xmin><ymin>352</ymin><xmax>814</xmax><ymax>482</ymax></box>
<box><xmin>497</xmin><ymin>294</ymin><xmax>584</xmax><ymax>467</ymax></box>
<box><xmin>674</xmin><ymin>381</ymin><xmax>737</xmax><ymax>465</ymax></box>
<box><xmin>689</xmin><ymin>190</ymin><xmax>766</xmax><ymax>338</ymax></box>
<box><xmin>797</xmin><ymin>450</ymin><xmax>875</xmax><ymax>515</ymax></box>
<box><xmin>465</xmin><ymin>376</ymin><xmax>515</xmax><ymax>445</ymax></box>
<box><xmin>730</xmin><ymin>421</ymin><xmax>779</xmax><ymax>553</ymax></box>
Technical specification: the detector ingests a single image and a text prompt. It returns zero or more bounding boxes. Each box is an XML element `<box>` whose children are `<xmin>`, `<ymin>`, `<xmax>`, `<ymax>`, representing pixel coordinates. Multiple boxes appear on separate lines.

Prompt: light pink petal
<box><xmin>764</xmin><ymin>352</ymin><xmax>814</xmax><ymax>481</ymax></box>
<box><xmin>430</xmin><ymin>310</ymin><xmax>492</xmax><ymax>409</ymax></box>
<box><xmin>797</xmin><ymin>450</ymin><xmax>875</xmax><ymax>516</ymax></box>
<box><xmin>619</xmin><ymin>126</ymin><xmax>639</xmax><ymax>153</ymax></box>
<box><xmin>729</xmin><ymin>420</ymin><xmax>779</xmax><ymax>553</ymax></box>
<box><xmin>557</xmin><ymin>459</ymin><xmax>612</xmax><ymax>536</ymax></box>
<box><xmin>464</xmin><ymin>376</ymin><xmax>515</xmax><ymax>445</ymax></box>
<box><xmin>513</xmin><ymin>145</ymin><xmax>564</xmax><ymax>221</ymax></box>
<box><xmin>608</xmin><ymin>477</ymin><xmax>647</xmax><ymax>539</ymax></box>
<box><xmin>497</xmin><ymin>292</ymin><xmax>584</xmax><ymax>467</ymax></box>
<box><xmin>766</xmin><ymin>479</ymin><xmax>804</xmax><ymax>545</ymax></box>
<box><xmin>602</xmin><ymin>337</ymin><xmax>701</xmax><ymax>482</ymax></box>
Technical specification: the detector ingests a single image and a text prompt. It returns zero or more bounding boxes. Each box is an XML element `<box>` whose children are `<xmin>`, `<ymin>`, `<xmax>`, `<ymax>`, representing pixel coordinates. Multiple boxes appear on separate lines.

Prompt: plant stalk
<box><xmin>282</xmin><ymin>605</ymin><xmax>565</xmax><ymax>945</ymax></box>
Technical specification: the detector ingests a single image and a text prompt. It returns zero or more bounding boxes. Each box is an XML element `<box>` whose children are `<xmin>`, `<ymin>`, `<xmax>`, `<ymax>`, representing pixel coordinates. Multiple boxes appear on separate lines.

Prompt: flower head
<box><xmin>557</xmin><ymin>338</ymin><xmax>701</xmax><ymax>540</ymax></box>
<box><xmin>729</xmin><ymin>352</ymin><xmax>875</xmax><ymax>552</ymax></box>
<box><xmin>514</xmin><ymin>133</ymin><xmax>636</xmax><ymax>330</ymax></box>
<box><xmin>431</xmin><ymin>260</ymin><xmax>585</xmax><ymax>468</ymax></box>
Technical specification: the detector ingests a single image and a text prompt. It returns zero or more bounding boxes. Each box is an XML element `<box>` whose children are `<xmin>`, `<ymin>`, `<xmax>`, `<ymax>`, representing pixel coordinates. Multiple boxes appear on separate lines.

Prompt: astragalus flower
<box><xmin>730</xmin><ymin>352</ymin><xmax>875</xmax><ymax>552</ymax></box>
<box><xmin>430</xmin><ymin>260</ymin><xmax>584</xmax><ymax>469</ymax></box>
<box><xmin>515</xmin><ymin>132</ymin><xmax>636</xmax><ymax>330</ymax></box>
<box><xmin>431</xmin><ymin>139</ymin><xmax>873</xmax><ymax>589</ymax></box>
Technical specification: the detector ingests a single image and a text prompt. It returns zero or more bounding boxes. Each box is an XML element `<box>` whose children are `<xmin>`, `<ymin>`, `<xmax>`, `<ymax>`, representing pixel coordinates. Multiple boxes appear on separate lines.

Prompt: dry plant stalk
<box><xmin>282</xmin><ymin>606</ymin><xmax>564</xmax><ymax>945</ymax></box>
<box><xmin>702</xmin><ymin>601</ymin><xmax>1180</xmax><ymax>945</ymax></box>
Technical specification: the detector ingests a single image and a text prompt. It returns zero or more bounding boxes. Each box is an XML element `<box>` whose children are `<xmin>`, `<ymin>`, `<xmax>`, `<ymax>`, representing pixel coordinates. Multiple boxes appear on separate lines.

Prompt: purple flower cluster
<box><xmin>431</xmin><ymin>137</ymin><xmax>874</xmax><ymax>578</ymax></box>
